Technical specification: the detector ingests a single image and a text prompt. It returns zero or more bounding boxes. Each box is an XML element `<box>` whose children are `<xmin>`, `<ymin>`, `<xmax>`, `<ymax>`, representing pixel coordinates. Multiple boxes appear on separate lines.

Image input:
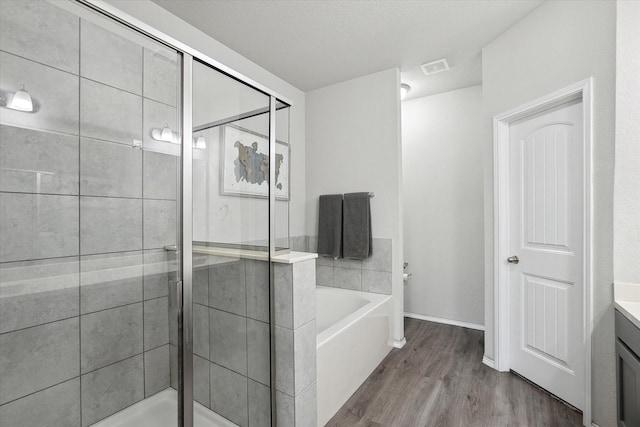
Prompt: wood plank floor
<box><xmin>327</xmin><ymin>318</ymin><xmax>583</xmax><ymax>427</ymax></box>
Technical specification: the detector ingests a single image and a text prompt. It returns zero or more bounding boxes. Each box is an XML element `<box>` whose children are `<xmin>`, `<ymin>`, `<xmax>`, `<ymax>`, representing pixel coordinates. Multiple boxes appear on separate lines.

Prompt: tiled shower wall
<box><xmin>0</xmin><ymin>1</ymin><xmax>178</xmax><ymax>425</ymax></box>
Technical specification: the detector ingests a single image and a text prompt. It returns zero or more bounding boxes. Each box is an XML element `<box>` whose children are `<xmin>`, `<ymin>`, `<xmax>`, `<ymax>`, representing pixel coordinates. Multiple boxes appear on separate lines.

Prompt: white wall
<box><xmin>481</xmin><ymin>1</ymin><xmax>616</xmax><ymax>424</ymax></box>
<box><xmin>103</xmin><ymin>0</ymin><xmax>306</xmax><ymax>239</ymax></box>
<box><xmin>615</xmin><ymin>1</ymin><xmax>640</xmax><ymax>285</ymax></box>
<box><xmin>305</xmin><ymin>68</ymin><xmax>405</xmax><ymax>342</ymax></box>
<box><xmin>401</xmin><ymin>85</ymin><xmax>484</xmax><ymax>326</ymax></box>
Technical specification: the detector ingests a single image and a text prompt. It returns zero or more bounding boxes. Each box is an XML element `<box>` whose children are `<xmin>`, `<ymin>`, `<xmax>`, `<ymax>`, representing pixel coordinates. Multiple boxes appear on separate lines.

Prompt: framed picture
<box><xmin>221</xmin><ymin>124</ymin><xmax>290</xmax><ymax>200</ymax></box>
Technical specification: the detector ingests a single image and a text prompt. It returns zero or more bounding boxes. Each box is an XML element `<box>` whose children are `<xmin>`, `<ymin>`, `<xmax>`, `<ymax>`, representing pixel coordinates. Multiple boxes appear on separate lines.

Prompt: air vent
<box><xmin>420</xmin><ymin>59</ymin><xmax>449</xmax><ymax>76</ymax></box>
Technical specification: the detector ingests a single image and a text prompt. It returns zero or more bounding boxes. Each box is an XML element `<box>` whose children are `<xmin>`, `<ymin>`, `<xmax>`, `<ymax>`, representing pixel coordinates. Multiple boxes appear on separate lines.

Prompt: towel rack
<box><xmin>368</xmin><ymin>192</ymin><xmax>375</xmax><ymax>198</ymax></box>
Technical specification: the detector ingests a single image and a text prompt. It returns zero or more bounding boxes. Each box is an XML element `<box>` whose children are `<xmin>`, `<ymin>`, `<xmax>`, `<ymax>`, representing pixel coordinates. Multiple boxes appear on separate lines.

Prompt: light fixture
<box><xmin>7</xmin><ymin>85</ymin><xmax>34</xmax><ymax>112</ymax></box>
<box><xmin>194</xmin><ymin>134</ymin><xmax>206</xmax><ymax>150</ymax></box>
<box><xmin>400</xmin><ymin>84</ymin><xmax>411</xmax><ymax>100</ymax></box>
<box><xmin>151</xmin><ymin>124</ymin><xmax>177</xmax><ymax>143</ymax></box>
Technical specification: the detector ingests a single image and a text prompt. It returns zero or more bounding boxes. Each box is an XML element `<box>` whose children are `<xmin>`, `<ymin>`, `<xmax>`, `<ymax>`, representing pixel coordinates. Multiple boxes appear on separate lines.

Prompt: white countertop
<box><xmin>165</xmin><ymin>245</ymin><xmax>318</xmax><ymax>264</ymax></box>
<box><xmin>614</xmin><ymin>282</ymin><xmax>640</xmax><ymax>330</ymax></box>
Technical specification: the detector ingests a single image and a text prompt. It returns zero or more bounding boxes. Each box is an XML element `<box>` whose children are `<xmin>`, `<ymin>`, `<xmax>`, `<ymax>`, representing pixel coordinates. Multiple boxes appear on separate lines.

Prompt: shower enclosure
<box><xmin>0</xmin><ymin>1</ymin><xmax>290</xmax><ymax>426</ymax></box>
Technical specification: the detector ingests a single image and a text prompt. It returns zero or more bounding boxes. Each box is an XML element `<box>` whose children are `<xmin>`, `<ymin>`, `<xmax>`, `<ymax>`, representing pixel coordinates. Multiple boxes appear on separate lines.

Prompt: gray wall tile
<box><xmin>209</xmin><ymin>308</ymin><xmax>247</xmax><ymax>375</ymax></box>
<box><xmin>210</xmin><ymin>363</ymin><xmax>248</xmax><ymax>427</ymax></box>
<box><xmin>143</xmin><ymin>47</ymin><xmax>178</xmax><ymax>107</ymax></box>
<box><xmin>209</xmin><ymin>260</ymin><xmax>246</xmax><ymax>316</ymax></box>
<box><xmin>294</xmin><ymin>321</ymin><xmax>317</xmax><ymax>396</ymax></box>
<box><xmin>334</xmin><ymin>267</ymin><xmax>362</xmax><ymax>291</ymax></box>
<box><xmin>0</xmin><ymin>125</ymin><xmax>79</xmax><ymax>195</ymax></box>
<box><xmin>247</xmin><ymin>319</ymin><xmax>270</xmax><ymax>386</ymax></box>
<box><xmin>143</xmin><ymin>249</ymin><xmax>173</xmax><ymax>300</ymax></box>
<box><xmin>81</xmin><ymin>303</ymin><xmax>143</xmax><ymax>373</ymax></box>
<box><xmin>144</xmin><ymin>344</ymin><xmax>169</xmax><ymax>397</ymax></box>
<box><xmin>0</xmin><ymin>257</ymin><xmax>79</xmax><ymax>333</ymax></box>
<box><xmin>246</xmin><ymin>259</ymin><xmax>269</xmax><ymax>323</ymax></box>
<box><xmin>334</xmin><ymin>258</ymin><xmax>361</xmax><ymax>270</ymax></box>
<box><xmin>362</xmin><ymin>270</ymin><xmax>393</xmax><ymax>295</ymax></box>
<box><xmin>194</xmin><ymin>354</ymin><xmax>210</xmax><ymax>408</ymax></box>
<box><xmin>248</xmin><ymin>379</ymin><xmax>271</xmax><ymax>427</ymax></box>
<box><xmin>0</xmin><ymin>193</ymin><xmax>79</xmax><ymax>263</ymax></box>
<box><xmin>80</xmin><ymin>20</ymin><xmax>142</xmax><ymax>94</ymax></box>
<box><xmin>293</xmin><ymin>260</ymin><xmax>316</xmax><ymax>329</ymax></box>
<box><xmin>0</xmin><ymin>52</ymin><xmax>79</xmax><ymax>135</ymax></box>
<box><xmin>144</xmin><ymin>296</ymin><xmax>169</xmax><ymax>350</ymax></box>
<box><xmin>274</xmin><ymin>264</ymin><xmax>293</xmax><ymax>329</ymax></box>
<box><xmin>143</xmin><ymin>150</ymin><xmax>177</xmax><ymax>200</ymax></box>
<box><xmin>295</xmin><ymin>382</ymin><xmax>317</xmax><ymax>427</ymax></box>
<box><xmin>143</xmin><ymin>199</ymin><xmax>176</xmax><ymax>250</ymax></box>
<box><xmin>0</xmin><ymin>318</ymin><xmax>79</xmax><ymax>404</ymax></box>
<box><xmin>80</xmin><ymin>251</ymin><xmax>143</xmax><ymax>314</ymax></box>
<box><xmin>193</xmin><ymin>265</ymin><xmax>209</xmax><ymax>306</ymax></box>
<box><xmin>81</xmin><ymin>355</ymin><xmax>144</xmax><ymax>427</ymax></box>
<box><xmin>143</xmin><ymin>98</ymin><xmax>178</xmax><ymax>149</ymax></box>
<box><xmin>362</xmin><ymin>238</ymin><xmax>392</xmax><ymax>272</ymax></box>
<box><xmin>316</xmin><ymin>265</ymin><xmax>334</xmax><ymax>287</ymax></box>
<box><xmin>80</xmin><ymin>196</ymin><xmax>142</xmax><ymax>255</ymax></box>
<box><xmin>308</xmin><ymin>236</ymin><xmax>318</xmax><ymax>253</ymax></box>
<box><xmin>80</xmin><ymin>137</ymin><xmax>142</xmax><ymax>198</ymax></box>
<box><xmin>80</xmin><ymin>78</ymin><xmax>142</xmax><ymax>145</ymax></box>
<box><xmin>193</xmin><ymin>303</ymin><xmax>209</xmax><ymax>359</ymax></box>
<box><xmin>290</xmin><ymin>235</ymin><xmax>308</xmax><ymax>252</ymax></box>
<box><xmin>0</xmin><ymin>378</ymin><xmax>80</xmax><ymax>427</ymax></box>
<box><xmin>275</xmin><ymin>326</ymin><xmax>293</xmax><ymax>396</ymax></box>
<box><xmin>276</xmin><ymin>391</ymin><xmax>294</xmax><ymax>427</ymax></box>
<box><xmin>0</xmin><ymin>0</ymin><xmax>79</xmax><ymax>73</ymax></box>
<box><xmin>169</xmin><ymin>344</ymin><xmax>177</xmax><ymax>390</ymax></box>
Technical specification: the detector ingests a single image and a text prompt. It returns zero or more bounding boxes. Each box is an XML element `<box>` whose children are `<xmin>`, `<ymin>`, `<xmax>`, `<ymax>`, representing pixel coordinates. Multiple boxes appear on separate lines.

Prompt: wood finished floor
<box><xmin>327</xmin><ymin>318</ymin><xmax>583</xmax><ymax>427</ymax></box>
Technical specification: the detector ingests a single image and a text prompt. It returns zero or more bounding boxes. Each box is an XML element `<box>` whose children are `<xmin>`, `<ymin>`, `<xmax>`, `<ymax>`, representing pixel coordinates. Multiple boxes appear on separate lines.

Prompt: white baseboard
<box><xmin>482</xmin><ymin>355</ymin><xmax>495</xmax><ymax>369</ymax></box>
<box><xmin>404</xmin><ymin>312</ymin><xmax>485</xmax><ymax>331</ymax></box>
<box><xmin>392</xmin><ymin>337</ymin><xmax>407</xmax><ymax>349</ymax></box>
<box><xmin>591</xmin><ymin>423</ymin><xmax>600</xmax><ymax>427</ymax></box>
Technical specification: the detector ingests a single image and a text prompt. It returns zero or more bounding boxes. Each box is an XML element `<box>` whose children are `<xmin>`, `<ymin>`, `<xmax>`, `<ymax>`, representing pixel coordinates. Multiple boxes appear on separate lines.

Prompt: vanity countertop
<box><xmin>614</xmin><ymin>282</ymin><xmax>640</xmax><ymax>330</ymax></box>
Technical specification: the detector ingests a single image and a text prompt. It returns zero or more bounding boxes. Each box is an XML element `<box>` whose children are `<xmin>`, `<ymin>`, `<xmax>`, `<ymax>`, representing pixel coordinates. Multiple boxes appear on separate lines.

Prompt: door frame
<box><xmin>492</xmin><ymin>79</ymin><xmax>593</xmax><ymax>426</ymax></box>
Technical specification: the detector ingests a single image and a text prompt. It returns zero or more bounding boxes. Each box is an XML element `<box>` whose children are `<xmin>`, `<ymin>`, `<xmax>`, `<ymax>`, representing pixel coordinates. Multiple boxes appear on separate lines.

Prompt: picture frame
<box><xmin>221</xmin><ymin>124</ymin><xmax>290</xmax><ymax>200</ymax></box>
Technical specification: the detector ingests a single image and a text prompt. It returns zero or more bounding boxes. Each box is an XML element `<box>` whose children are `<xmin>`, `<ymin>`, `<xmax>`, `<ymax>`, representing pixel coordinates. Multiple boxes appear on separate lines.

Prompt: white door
<box><xmin>507</xmin><ymin>98</ymin><xmax>585</xmax><ymax>409</ymax></box>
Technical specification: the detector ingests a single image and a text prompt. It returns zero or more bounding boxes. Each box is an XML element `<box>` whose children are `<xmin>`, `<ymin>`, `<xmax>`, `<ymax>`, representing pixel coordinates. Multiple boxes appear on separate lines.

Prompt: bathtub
<box><xmin>316</xmin><ymin>286</ymin><xmax>393</xmax><ymax>426</ymax></box>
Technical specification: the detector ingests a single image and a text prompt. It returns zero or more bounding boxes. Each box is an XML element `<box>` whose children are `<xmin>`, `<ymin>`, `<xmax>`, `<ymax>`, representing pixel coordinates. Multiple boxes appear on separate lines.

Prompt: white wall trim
<box><xmin>404</xmin><ymin>312</ymin><xmax>485</xmax><ymax>331</ymax></box>
<box><xmin>482</xmin><ymin>355</ymin><xmax>496</xmax><ymax>369</ymax></box>
<box><xmin>492</xmin><ymin>78</ymin><xmax>593</xmax><ymax>427</ymax></box>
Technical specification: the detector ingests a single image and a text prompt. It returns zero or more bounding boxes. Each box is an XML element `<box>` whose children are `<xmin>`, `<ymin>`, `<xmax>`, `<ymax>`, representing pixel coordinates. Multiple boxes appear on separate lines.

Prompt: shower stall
<box><xmin>0</xmin><ymin>1</ymin><xmax>291</xmax><ymax>426</ymax></box>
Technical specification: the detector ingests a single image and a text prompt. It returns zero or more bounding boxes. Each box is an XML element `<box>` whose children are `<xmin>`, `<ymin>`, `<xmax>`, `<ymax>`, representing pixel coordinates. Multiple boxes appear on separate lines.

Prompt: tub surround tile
<box><xmin>362</xmin><ymin>238</ymin><xmax>392</xmax><ymax>272</ymax></box>
<box><xmin>210</xmin><ymin>363</ymin><xmax>248</xmax><ymax>427</ymax></box>
<box><xmin>143</xmin><ymin>47</ymin><xmax>178</xmax><ymax>107</ymax></box>
<box><xmin>80</xmin><ymin>137</ymin><xmax>142</xmax><ymax>198</ymax></box>
<box><xmin>276</xmin><ymin>391</ymin><xmax>294</xmax><ymax>427</ymax></box>
<box><xmin>80</xmin><ymin>19</ymin><xmax>143</xmax><ymax>95</ymax></box>
<box><xmin>143</xmin><ymin>199</ymin><xmax>176</xmax><ymax>250</ymax></box>
<box><xmin>193</xmin><ymin>303</ymin><xmax>209</xmax><ymax>359</ymax></box>
<box><xmin>143</xmin><ymin>150</ymin><xmax>177</xmax><ymax>200</ymax></box>
<box><xmin>334</xmin><ymin>267</ymin><xmax>362</xmax><ymax>291</ymax></box>
<box><xmin>275</xmin><ymin>326</ymin><xmax>294</xmax><ymax>397</ymax></box>
<box><xmin>81</xmin><ymin>355</ymin><xmax>144</xmax><ymax>427</ymax></box>
<box><xmin>334</xmin><ymin>258</ymin><xmax>361</xmax><ymax>270</ymax></box>
<box><xmin>248</xmin><ymin>379</ymin><xmax>271</xmax><ymax>427</ymax></box>
<box><xmin>362</xmin><ymin>270</ymin><xmax>393</xmax><ymax>295</ymax></box>
<box><xmin>80</xmin><ymin>78</ymin><xmax>142</xmax><ymax>145</ymax></box>
<box><xmin>143</xmin><ymin>249</ymin><xmax>174</xmax><ymax>300</ymax></box>
<box><xmin>247</xmin><ymin>319</ymin><xmax>270</xmax><ymax>386</ymax></box>
<box><xmin>0</xmin><ymin>318</ymin><xmax>79</xmax><ymax>405</ymax></box>
<box><xmin>144</xmin><ymin>344</ymin><xmax>169</xmax><ymax>397</ymax></box>
<box><xmin>0</xmin><ymin>193</ymin><xmax>79</xmax><ymax>263</ymax></box>
<box><xmin>291</xmin><ymin>235</ymin><xmax>308</xmax><ymax>252</ymax></box>
<box><xmin>274</xmin><ymin>264</ymin><xmax>293</xmax><ymax>328</ymax></box>
<box><xmin>144</xmin><ymin>296</ymin><xmax>169</xmax><ymax>350</ymax></box>
<box><xmin>316</xmin><ymin>256</ymin><xmax>334</xmax><ymax>267</ymax></box>
<box><xmin>295</xmin><ymin>382</ymin><xmax>318</xmax><ymax>427</ymax></box>
<box><xmin>209</xmin><ymin>308</ymin><xmax>247</xmax><ymax>375</ymax></box>
<box><xmin>293</xmin><ymin>261</ymin><xmax>316</xmax><ymax>329</ymax></box>
<box><xmin>0</xmin><ymin>51</ymin><xmax>80</xmax><ymax>136</ymax></box>
<box><xmin>209</xmin><ymin>259</ymin><xmax>246</xmax><ymax>316</ymax></box>
<box><xmin>81</xmin><ymin>303</ymin><xmax>143</xmax><ymax>373</ymax></box>
<box><xmin>308</xmin><ymin>236</ymin><xmax>317</xmax><ymax>254</ymax></box>
<box><xmin>294</xmin><ymin>320</ymin><xmax>317</xmax><ymax>395</ymax></box>
<box><xmin>316</xmin><ymin>265</ymin><xmax>334</xmax><ymax>287</ymax></box>
<box><xmin>0</xmin><ymin>0</ymin><xmax>79</xmax><ymax>73</ymax></box>
<box><xmin>0</xmin><ymin>378</ymin><xmax>80</xmax><ymax>427</ymax></box>
<box><xmin>80</xmin><ymin>196</ymin><xmax>142</xmax><ymax>255</ymax></box>
<box><xmin>245</xmin><ymin>259</ymin><xmax>269</xmax><ymax>323</ymax></box>
<box><xmin>194</xmin><ymin>355</ymin><xmax>210</xmax><ymax>408</ymax></box>
<box><xmin>0</xmin><ymin>257</ymin><xmax>79</xmax><ymax>333</ymax></box>
<box><xmin>193</xmin><ymin>265</ymin><xmax>209</xmax><ymax>306</ymax></box>
<box><xmin>169</xmin><ymin>344</ymin><xmax>178</xmax><ymax>390</ymax></box>
<box><xmin>80</xmin><ymin>251</ymin><xmax>143</xmax><ymax>314</ymax></box>
<box><xmin>0</xmin><ymin>125</ymin><xmax>79</xmax><ymax>195</ymax></box>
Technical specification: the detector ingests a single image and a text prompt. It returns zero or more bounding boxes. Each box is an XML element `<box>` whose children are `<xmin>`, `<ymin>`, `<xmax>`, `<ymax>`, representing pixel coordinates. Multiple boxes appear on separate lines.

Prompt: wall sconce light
<box><xmin>4</xmin><ymin>85</ymin><xmax>34</xmax><ymax>112</ymax></box>
<box><xmin>194</xmin><ymin>134</ymin><xmax>206</xmax><ymax>150</ymax></box>
<box><xmin>151</xmin><ymin>124</ymin><xmax>177</xmax><ymax>143</ymax></box>
<box><xmin>400</xmin><ymin>83</ymin><xmax>411</xmax><ymax>101</ymax></box>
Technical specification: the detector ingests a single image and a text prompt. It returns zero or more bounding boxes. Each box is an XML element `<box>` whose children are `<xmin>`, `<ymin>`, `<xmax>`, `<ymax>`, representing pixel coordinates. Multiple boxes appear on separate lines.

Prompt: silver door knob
<box><xmin>507</xmin><ymin>255</ymin><xmax>519</xmax><ymax>264</ymax></box>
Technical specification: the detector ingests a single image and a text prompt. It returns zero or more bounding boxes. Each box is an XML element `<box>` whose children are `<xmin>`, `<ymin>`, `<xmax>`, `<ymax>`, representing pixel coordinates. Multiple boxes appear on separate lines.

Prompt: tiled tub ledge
<box><xmin>164</xmin><ymin>245</ymin><xmax>318</xmax><ymax>264</ymax></box>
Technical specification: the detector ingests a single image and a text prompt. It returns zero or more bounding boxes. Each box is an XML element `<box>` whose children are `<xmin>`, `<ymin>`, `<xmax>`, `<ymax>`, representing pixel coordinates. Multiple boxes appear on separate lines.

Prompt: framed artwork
<box><xmin>221</xmin><ymin>124</ymin><xmax>290</xmax><ymax>200</ymax></box>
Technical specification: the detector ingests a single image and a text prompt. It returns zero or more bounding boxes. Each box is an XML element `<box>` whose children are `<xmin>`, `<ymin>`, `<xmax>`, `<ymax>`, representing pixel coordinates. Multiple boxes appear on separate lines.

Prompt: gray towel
<box><xmin>317</xmin><ymin>194</ymin><xmax>343</xmax><ymax>258</ymax></box>
<box><xmin>343</xmin><ymin>192</ymin><xmax>372</xmax><ymax>259</ymax></box>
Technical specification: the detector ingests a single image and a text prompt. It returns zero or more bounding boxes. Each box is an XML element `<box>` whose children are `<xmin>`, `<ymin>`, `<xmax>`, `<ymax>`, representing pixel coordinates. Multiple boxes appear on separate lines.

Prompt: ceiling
<box><xmin>151</xmin><ymin>0</ymin><xmax>543</xmax><ymax>100</ymax></box>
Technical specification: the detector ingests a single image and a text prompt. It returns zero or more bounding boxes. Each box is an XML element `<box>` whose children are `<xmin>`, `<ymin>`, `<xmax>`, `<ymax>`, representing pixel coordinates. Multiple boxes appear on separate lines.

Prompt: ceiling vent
<box><xmin>420</xmin><ymin>58</ymin><xmax>449</xmax><ymax>76</ymax></box>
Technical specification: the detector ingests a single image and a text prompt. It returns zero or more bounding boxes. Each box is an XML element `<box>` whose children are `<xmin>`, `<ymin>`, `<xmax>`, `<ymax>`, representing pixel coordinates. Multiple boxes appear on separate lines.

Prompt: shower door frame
<box><xmin>76</xmin><ymin>1</ymin><xmax>292</xmax><ymax>426</ymax></box>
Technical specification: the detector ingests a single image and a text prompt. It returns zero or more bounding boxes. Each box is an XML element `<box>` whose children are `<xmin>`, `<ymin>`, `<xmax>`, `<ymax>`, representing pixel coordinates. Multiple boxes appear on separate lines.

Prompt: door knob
<box><xmin>507</xmin><ymin>255</ymin><xmax>519</xmax><ymax>264</ymax></box>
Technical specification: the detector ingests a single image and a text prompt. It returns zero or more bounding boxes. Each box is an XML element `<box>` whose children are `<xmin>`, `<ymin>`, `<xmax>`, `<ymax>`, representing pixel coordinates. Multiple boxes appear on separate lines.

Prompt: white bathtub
<box><xmin>316</xmin><ymin>286</ymin><xmax>393</xmax><ymax>426</ymax></box>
